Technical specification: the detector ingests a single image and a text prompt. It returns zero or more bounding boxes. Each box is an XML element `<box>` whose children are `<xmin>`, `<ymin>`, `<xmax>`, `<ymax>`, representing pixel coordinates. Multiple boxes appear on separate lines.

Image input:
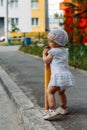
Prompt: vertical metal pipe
<box><xmin>44</xmin><ymin>64</ymin><xmax>50</xmax><ymax>110</ymax></box>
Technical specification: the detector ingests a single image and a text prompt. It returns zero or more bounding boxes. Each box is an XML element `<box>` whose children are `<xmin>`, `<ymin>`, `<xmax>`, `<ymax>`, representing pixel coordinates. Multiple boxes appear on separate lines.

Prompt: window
<box><xmin>9</xmin><ymin>18</ymin><xmax>19</xmax><ymax>25</ymax></box>
<box><xmin>15</xmin><ymin>0</ymin><xmax>18</xmax><ymax>7</ymax></box>
<box><xmin>10</xmin><ymin>0</ymin><xmax>14</xmax><ymax>7</ymax></box>
<box><xmin>31</xmin><ymin>0</ymin><xmax>38</xmax><ymax>9</ymax></box>
<box><xmin>32</xmin><ymin>18</ymin><xmax>39</xmax><ymax>26</ymax></box>
<box><xmin>0</xmin><ymin>0</ymin><xmax>3</xmax><ymax>6</ymax></box>
<box><xmin>9</xmin><ymin>0</ymin><xmax>18</xmax><ymax>8</ymax></box>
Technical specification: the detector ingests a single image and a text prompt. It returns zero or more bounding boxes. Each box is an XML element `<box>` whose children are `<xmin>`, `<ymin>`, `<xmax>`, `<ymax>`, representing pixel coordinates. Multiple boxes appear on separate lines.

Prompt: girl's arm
<box><xmin>42</xmin><ymin>48</ymin><xmax>53</xmax><ymax>64</ymax></box>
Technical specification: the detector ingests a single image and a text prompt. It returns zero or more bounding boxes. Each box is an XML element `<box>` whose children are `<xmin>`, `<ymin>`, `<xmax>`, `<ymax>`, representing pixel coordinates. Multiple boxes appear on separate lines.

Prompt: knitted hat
<box><xmin>47</xmin><ymin>28</ymin><xmax>68</xmax><ymax>46</ymax></box>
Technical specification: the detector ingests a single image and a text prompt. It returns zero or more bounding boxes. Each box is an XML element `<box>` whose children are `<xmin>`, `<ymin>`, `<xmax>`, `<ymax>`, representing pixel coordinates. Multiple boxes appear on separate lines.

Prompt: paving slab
<box><xmin>0</xmin><ymin>83</ymin><xmax>25</xmax><ymax>130</ymax></box>
<box><xmin>0</xmin><ymin>65</ymin><xmax>58</xmax><ymax>130</ymax></box>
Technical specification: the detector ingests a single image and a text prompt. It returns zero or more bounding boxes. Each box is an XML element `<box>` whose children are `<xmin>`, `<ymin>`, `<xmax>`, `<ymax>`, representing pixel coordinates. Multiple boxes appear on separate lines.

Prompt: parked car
<box><xmin>0</xmin><ymin>36</ymin><xmax>5</xmax><ymax>42</ymax></box>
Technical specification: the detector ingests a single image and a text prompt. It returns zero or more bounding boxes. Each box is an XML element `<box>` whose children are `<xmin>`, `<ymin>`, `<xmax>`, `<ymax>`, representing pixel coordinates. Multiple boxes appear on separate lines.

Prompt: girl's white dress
<box><xmin>48</xmin><ymin>48</ymin><xmax>75</xmax><ymax>90</ymax></box>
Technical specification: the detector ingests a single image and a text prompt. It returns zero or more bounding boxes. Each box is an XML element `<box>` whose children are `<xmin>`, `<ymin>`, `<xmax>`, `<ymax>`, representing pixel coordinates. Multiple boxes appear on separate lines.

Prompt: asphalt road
<box><xmin>0</xmin><ymin>46</ymin><xmax>87</xmax><ymax>130</ymax></box>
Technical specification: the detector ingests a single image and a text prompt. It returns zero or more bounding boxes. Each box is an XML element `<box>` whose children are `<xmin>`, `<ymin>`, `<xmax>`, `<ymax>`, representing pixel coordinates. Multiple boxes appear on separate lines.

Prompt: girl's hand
<box><xmin>42</xmin><ymin>46</ymin><xmax>53</xmax><ymax>64</ymax></box>
<box><xmin>45</xmin><ymin>46</ymin><xmax>51</xmax><ymax>50</ymax></box>
<box><xmin>42</xmin><ymin>48</ymin><xmax>48</xmax><ymax>56</ymax></box>
<box><xmin>42</xmin><ymin>46</ymin><xmax>51</xmax><ymax>56</ymax></box>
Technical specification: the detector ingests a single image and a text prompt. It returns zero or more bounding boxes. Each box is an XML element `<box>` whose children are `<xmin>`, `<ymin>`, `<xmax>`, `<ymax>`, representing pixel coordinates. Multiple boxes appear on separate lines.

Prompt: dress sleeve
<box><xmin>48</xmin><ymin>48</ymin><xmax>59</xmax><ymax>56</ymax></box>
<box><xmin>48</xmin><ymin>49</ymin><xmax>54</xmax><ymax>55</ymax></box>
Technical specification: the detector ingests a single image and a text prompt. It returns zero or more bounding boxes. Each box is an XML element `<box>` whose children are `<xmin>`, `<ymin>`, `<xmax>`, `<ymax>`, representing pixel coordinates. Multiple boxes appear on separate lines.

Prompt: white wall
<box><xmin>0</xmin><ymin>0</ymin><xmax>32</xmax><ymax>33</ymax></box>
<box><xmin>8</xmin><ymin>0</ymin><xmax>31</xmax><ymax>32</ymax></box>
<box><xmin>18</xmin><ymin>0</ymin><xmax>31</xmax><ymax>32</ymax></box>
<box><xmin>0</xmin><ymin>0</ymin><xmax>5</xmax><ymax>16</ymax></box>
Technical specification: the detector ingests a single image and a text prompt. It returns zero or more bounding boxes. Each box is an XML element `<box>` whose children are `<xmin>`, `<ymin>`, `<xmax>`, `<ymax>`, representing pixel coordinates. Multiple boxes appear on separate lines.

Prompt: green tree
<box><xmin>54</xmin><ymin>13</ymin><xmax>59</xmax><ymax>19</ymax></box>
<box><xmin>10</xmin><ymin>23</ymin><xmax>20</xmax><ymax>32</ymax></box>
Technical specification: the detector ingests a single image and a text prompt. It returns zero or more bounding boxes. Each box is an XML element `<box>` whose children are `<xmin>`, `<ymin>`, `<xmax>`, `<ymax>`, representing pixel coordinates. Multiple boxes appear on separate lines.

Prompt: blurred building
<box><xmin>48</xmin><ymin>0</ymin><xmax>63</xmax><ymax>30</ymax></box>
<box><xmin>31</xmin><ymin>0</ymin><xmax>49</xmax><ymax>32</ymax></box>
<box><xmin>0</xmin><ymin>0</ymin><xmax>49</xmax><ymax>37</ymax></box>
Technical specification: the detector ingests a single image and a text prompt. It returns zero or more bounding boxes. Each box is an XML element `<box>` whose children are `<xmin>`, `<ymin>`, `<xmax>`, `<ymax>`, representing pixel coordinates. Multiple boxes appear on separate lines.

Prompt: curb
<box><xmin>70</xmin><ymin>66</ymin><xmax>87</xmax><ymax>75</ymax></box>
<box><xmin>0</xmin><ymin>66</ymin><xmax>64</xmax><ymax>130</ymax></box>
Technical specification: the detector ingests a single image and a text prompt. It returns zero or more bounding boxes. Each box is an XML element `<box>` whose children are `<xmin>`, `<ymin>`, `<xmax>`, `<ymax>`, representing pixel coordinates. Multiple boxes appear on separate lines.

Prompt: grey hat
<box><xmin>47</xmin><ymin>28</ymin><xmax>68</xmax><ymax>46</ymax></box>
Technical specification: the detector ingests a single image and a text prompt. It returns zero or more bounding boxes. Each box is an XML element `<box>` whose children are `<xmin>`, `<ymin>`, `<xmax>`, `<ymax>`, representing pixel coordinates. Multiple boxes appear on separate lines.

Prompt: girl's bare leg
<box><xmin>47</xmin><ymin>86</ymin><xmax>59</xmax><ymax>109</ymax></box>
<box><xmin>58</xmin><ymin>89</ymin><xmax>67</xmax><ymax>108</ymax></box>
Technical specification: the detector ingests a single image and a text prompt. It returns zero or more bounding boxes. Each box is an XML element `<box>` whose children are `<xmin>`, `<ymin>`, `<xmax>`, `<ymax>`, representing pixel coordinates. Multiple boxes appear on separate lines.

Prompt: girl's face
<box><xmin>49</xmin><ymin>41</ymin><xmax>59</xmax><ymax>48</ymax></box>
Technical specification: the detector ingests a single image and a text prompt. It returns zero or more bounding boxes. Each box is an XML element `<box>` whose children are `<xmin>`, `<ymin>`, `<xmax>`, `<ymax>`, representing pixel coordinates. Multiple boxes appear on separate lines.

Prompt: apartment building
<box><xmin>0</xmin><ymin>0</ymin><xmax>49</xmax><ymax>36</ymax></box>
<box><xmin>0</xmin><ymin>0</ymin><xmax>5</xmax><ymax>36</ymax></box>
<box><xmin>31</xmin><ymin>0</ymin><xmax>49</xmax><ymax>32</ymax></box>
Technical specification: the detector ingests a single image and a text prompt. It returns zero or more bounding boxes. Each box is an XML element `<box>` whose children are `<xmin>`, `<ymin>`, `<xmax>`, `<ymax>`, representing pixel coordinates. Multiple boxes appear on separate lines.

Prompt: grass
<box><xmin>68</xmin><ymin>44</ymin><xmax>87</xmax><ymax>70</ymax></box>
<box><xmin>0</xmin><ymin>42</ymin><xmax>8</xmax><ymax>46</ymax></box>
<box><xmin>69</xmin><ymin>56</ymin><xmax>87</xmax><ymax>70</ymax></box>
<box><xmin>19</xmin><ymin>44</ymin><xmax>45</xmax><ymax>57</ymax></box>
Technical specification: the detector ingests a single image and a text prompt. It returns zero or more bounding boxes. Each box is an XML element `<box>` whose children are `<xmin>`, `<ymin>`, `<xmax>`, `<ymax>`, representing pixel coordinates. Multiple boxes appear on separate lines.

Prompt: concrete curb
<box><xmin>0</xmin><ymin>66</ymin><xmax>64</xmax><ymax>130</ymax></box>
<box><xmin>70</xmin><ymin>66</ymin><xmax>87</xmax><ymax>75</ymax></box>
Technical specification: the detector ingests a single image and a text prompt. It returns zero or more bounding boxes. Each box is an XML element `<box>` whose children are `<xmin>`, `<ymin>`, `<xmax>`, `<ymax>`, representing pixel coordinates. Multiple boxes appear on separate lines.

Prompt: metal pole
<box><xmin>5</xmin><ymin>0</ymin><xmax>8</xmax><ymax>42</ymax></box>
<box><xmin>44</xmin><ymin>64</ymin><xmax>50</xmax><ymax>110</ymax></box>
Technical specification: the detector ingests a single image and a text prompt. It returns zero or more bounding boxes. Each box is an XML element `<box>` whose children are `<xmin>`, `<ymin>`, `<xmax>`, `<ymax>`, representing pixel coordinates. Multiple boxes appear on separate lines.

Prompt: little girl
<box><xmin>42</xmin><ymin>28</ymin><xmax>75</xmax><ymax>120</ymax></box>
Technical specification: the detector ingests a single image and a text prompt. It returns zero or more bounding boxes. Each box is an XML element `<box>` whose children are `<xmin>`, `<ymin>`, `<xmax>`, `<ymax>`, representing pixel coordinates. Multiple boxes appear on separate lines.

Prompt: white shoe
<box><xmin>43</xmin><ymin>107</ymin><xmax>69</xmax><ymax>120</ymax></box>
<box><xmin>56</xmin><ymin>107</ymin><xmax>69</xmax><ymax>115</ymax></box>
<box><xmin>43</xmin><ymin>109</ymin><xmax>59</xmax><ymax>120</ymax></box>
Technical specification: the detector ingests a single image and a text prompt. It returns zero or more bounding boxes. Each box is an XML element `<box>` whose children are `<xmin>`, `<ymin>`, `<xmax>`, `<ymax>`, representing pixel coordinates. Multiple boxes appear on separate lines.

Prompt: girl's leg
<box><xmin>44</xmin><ymin>87</ymin><xmax>68</xmax><ymax>120</ymax></box>
<box><xmin>58</xmin><ymin>89</ymin><xmax>67</xmax><ymax>108</ymax></box>
<box><xmin>47</xmin><ymin>86</ymin><xmax>59</xmax><ymax>110</ymax></box>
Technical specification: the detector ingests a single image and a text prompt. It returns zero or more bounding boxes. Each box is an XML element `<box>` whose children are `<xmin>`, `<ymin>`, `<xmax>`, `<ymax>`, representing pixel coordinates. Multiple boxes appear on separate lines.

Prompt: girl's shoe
<box><xmin>56</xmin><ymin>107</ymin><xmax>69</xmax><ymax>115</ymax></box>
<box><xmin>43</xmin><ymin>107</ymin><xmax>69</xmax><ymax>120</ymax></box>
<box><xmin>43</xmin><ymin>109</ymin><xmax>59</xmax><ymax>120</ymax></box>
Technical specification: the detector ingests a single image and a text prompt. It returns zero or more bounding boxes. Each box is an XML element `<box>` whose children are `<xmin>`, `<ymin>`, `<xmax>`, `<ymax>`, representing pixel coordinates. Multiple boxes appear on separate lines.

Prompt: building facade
<box><xmin>31</xmin><ymin>0</ymin><xmax>49</xmax><ymax>32</ymax></box>
<box><xmin>0</xmin><ymin>0</ymin><xmax>49</xmax><ymax>37</ymax></box>
<box><xmin>48</xmin><ymin>0</ymin><xmax>63</xmax><ymax>30</ymax></box>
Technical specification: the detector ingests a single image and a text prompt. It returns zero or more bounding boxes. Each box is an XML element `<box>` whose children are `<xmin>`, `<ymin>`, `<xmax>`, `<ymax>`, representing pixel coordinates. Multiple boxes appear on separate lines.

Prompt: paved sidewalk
<box><xmin>0</xmin><ymin>63</ymin><xmax>57</xmax><ymax>130</ymax></box>
<box><xmin>0</xmin><ymin>45</ymin><xmax>20</xmax><ymax>52</ymax></box>
<box><xmin>0</xmin><ymin>46</ymin><xmax>87</xmax><ymax>130</ymax></box>
<box><xmin>0</xmin><ymin>83</ymin><xmax>25</xmax><ymax>130</ymax></box>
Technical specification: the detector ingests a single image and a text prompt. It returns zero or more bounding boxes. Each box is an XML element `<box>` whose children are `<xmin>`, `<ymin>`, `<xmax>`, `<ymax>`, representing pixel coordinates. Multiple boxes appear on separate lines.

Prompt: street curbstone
<box><xmin>0</xmin><ymin>65</ymin><xmax>64</xmax><ymax>130</ymax></box>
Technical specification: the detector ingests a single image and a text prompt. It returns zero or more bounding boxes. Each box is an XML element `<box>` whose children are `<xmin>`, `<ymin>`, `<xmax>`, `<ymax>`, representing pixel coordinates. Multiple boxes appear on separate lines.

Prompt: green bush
<box><xmin>19</xmin><ymin>44</ymin><xmax>45</xmax><ymax>57</ymax></box>
<box><xmin>11</xmin><ymin>37</ymin><xmax>23</xmax><ymax>45</ymax></box>
<box><xmin>68</xmin><ymin>44</ymin><xmax>87</xmax><ymax>70</ymax></box>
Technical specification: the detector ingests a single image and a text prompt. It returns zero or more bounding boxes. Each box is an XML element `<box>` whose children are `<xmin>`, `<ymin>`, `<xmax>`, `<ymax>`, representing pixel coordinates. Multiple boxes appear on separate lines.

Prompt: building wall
<box><xmin>0</xmin><ymin>0</ymin><xmax>5</xmax><ymax>36</ymax></box>
<box><xmin>8</xmin><ymin>0</ymin><xmax>31</xmax><ymax>32</ymax></box>
<box><xmin>0</xmin><ymin>18</ymin><xmax>4</xmax><ymax>36</ymax></box>
<box><xmin>0</xmin><ymin>0</ymin><xmax>5</xmax><ymax>16</ymax></box>
<box><xmin>31</xmin><ymin>0</ymin><xmax>47</xmax><ymax>32</ymax></box>
<box><xmin>0</xmin><ymin>0</ymin><xmax>48</xmax><ymax>35</ymax></box>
